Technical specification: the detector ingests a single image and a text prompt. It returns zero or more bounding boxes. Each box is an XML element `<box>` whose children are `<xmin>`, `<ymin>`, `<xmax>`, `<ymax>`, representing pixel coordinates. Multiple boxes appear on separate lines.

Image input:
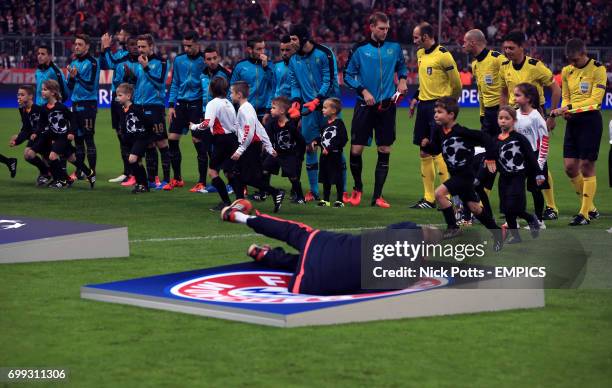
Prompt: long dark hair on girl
<box><xmin>515</xmin><ymin>82</ymin><xmax>542</xmax><ymax>114</ymax></box>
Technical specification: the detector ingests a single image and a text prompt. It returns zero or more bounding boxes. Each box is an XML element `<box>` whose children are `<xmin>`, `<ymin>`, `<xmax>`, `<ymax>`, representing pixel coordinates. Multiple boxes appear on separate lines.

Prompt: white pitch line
<box><xmin>130</xmin><ymin>233</ymin><xmax>259</xmax><ymax>243</ymax></box>
<box><xmin>129</xmin><ymin>225</ymin><xmax>388</xmax><ymax>243</ymax></box>
<box><xmin>129</xmin><ymin>215</ymin><xmax>611</xmax><ymax>243</ymax></box>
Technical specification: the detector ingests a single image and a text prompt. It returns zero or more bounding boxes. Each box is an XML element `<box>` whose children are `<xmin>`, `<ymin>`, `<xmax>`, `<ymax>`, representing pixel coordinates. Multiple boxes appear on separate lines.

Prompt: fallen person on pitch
<box><xmin>220</xmin><ymin>199</ymin><xmax>442</xmax><ymax>295</ymax></box>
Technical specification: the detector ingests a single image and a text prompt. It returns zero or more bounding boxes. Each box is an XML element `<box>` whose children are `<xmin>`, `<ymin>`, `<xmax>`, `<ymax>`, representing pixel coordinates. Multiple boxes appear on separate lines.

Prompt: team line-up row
<box><xmin>2</xmin><ymin>13</ymin><xmax>608</xmax><ymax>232</ymax></box>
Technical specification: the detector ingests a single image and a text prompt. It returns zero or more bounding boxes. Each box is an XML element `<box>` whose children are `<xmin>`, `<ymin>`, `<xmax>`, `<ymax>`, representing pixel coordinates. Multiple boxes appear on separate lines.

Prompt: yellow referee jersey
<box><xmin>471</xmin><ymin>48</ymin><xmax>506</xmax><ymax>115</ymax></box>
<box><xmin>561</xmin><ymin>58</ymin><xmax>607</xmax><ymax>110</ymax></box>
<box><xmin>416</xmin><ymin>44</ymin><xmax>462</xmax><ymax>101</ymax></box>
<box><xmin>500</xmin><ymin>55</ymin><xmax>553</xmax><ymax>106</ymax></box>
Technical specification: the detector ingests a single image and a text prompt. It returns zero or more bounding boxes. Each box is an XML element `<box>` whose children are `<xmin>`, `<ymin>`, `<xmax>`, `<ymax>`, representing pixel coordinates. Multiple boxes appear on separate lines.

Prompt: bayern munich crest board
<box><xmin>0</xmin><ymin>215</ymin><xmax>129</xmax><ymax>263</ymax></box>
<box><xmin>81</xmin><ymin>262</ymin><xmax>544</xmax><ymax>327</ymax></box>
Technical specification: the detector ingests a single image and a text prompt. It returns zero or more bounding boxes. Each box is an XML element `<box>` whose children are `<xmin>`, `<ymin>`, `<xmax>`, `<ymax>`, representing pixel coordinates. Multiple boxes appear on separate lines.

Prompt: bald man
<box><xmin>409</xmin><ymin>22</ymin><xmax>460</xmax><ymax>209</ymax></box>
<box><xmin>462</xmin><ymin>29</ymin><xmax>507</xmax><ymax>137</ymax></box>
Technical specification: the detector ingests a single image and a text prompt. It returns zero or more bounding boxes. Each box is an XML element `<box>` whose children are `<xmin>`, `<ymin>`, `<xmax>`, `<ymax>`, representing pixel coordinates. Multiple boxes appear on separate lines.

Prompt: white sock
<box><xmin>233</xmin><ymin>212</ymin><xmax>254</xmax><ymax>224</ymax></box>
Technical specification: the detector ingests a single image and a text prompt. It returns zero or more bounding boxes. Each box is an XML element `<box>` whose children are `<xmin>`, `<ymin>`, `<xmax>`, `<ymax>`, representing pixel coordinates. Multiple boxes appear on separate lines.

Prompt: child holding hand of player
<box><xmin>426</xmin><ymin>97</ymin><xmax>503</xmax><ymax>250</ymax></box>
<box><xmin>496</xmin><ymin>105</ymin><xmax>544</xmax><ymax>243</ymax></box>
<box><xmin>231</xmin><ymin>81</ymin><xmax>286</xmax><ymax>213</ymax></box>
<box><xmin>190</xmin><ymin>77</ymin><xmax>240</xmax><ymax>211</ymax></box>
<box><xmin>8</xmin><ymin>85</ymin><xmax>48</xmax><ymax>182</ymax></box>
<box><xmin>314</xmin><ymin>98</ymin><xmax>348</xmax><ymax>207</ymax></box>
<box><xmin>31</xmin><ymin>80</ymin><xmax>95</xmax><ymax>189</ymax></box>
<box><xmin>116</xmin><ymin>83</ymin><xmax>150</xmax><ymax>193</ymax></box>
<box><xmin>513</xmin><ymin>83</ymin><xmax>550</xmax><ymax>228</ymax></box>
<box><xmin>263</xmin><ymin>96</ymin><xmax>306</xmax><ymax>204</ymax></box>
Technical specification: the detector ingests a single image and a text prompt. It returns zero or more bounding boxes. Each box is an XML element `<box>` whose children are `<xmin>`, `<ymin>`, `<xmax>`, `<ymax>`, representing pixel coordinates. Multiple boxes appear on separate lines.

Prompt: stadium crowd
<box><xmin>1</xmin><ymin>0</ymin><xmax>610</xmax><ymax>46</ymax></box>
<box><xmin>2</xmin><ymin>1</ymin><xmax>611</xmax><ymax>80</ymax></box>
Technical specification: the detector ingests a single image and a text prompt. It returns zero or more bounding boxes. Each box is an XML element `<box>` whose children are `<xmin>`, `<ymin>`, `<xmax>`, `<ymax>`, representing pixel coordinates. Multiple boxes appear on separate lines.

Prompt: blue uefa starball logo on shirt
<box><xmin>169</xmin><ymin>270</ymin><xmax>447</xmax><ymax>304</ymax></box>
<box><xmin>427</xmin><ymin>67</ymin><xmax>433</xmax><ymax>75</ymax></box>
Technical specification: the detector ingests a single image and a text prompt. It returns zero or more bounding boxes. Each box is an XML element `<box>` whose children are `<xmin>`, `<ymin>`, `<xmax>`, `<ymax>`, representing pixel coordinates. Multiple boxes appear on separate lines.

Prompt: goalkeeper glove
<box><xmin>392</xmin><ymin>91</ymin><xmax>405</xmax><ymax>105</ymax></box>
<box><xmin>303</xmin><ymin>98</ymin><xmax>320</xmax><ymax>113</ymax></box>
<box><xmin>288</xmin><ymin>102</ymin><xmax>301</xmax><ymax>119</ymax></box>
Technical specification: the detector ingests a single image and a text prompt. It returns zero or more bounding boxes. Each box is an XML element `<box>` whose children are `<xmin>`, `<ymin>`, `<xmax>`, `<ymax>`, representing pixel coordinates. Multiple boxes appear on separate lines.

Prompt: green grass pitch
<box><xmin>1</xmin><ymin>107</ymin><xmax>611</xmax><ymax>387</ymax></box>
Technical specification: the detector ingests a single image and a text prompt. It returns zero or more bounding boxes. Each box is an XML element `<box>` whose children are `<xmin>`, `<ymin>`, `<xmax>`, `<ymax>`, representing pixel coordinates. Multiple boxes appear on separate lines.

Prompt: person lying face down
<box><xmin>220</xmin><ymin>199</ymin><xmax>442</xmax><ymax>296</ymax></box>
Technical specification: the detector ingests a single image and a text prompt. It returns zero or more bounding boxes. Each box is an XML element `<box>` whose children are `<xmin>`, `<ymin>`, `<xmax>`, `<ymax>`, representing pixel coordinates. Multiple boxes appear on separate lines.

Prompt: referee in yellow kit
<box><xmin>461</xmin><ymin>28</ymin><xmax>506</xmax><ymax>218</ymax></box>
<box><xmin>551</xmin><ymin>38</ymin><xmax>607</xmax><ymax>226</ymax></box>
<box><xmin>462</xmin><ymin>29</ymin><xmax>506</xmax><ymax>137</ymax></box>
<box><xmin>409</xmin><ymin>22</ymin><xmax>461</xmax><ymax>209</ymax></box>
<box><xmin>500</xmin><ymin>31</ymin><xmax>561</xmax><ymax>220</ymax></box>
